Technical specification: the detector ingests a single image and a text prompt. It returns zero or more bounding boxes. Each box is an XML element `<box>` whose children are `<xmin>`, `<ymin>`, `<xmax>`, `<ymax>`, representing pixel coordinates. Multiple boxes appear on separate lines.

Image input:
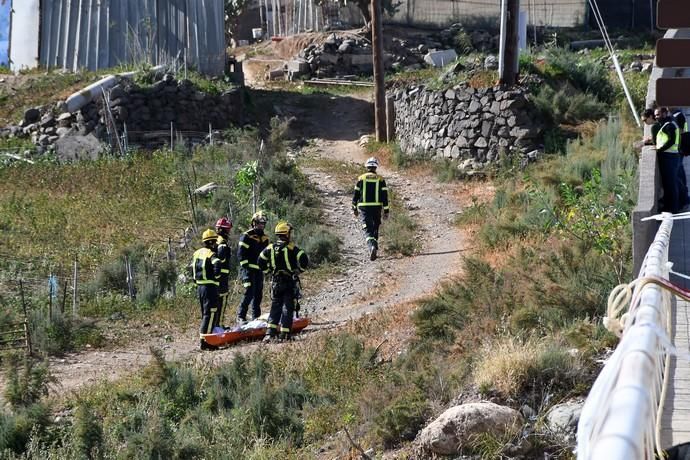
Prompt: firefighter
<box><xmin>259</xmin><ymin>221</ymin><xmax>309</xmax><ymax>342</ymax></box>
<box><xmin>352</xmin><ymin>157</ymin><xmax>390</xmax><ymax>261</ymax></box>
<box><xmin>215</xmin><ymin>217</ymin><xmax>233</xmax><ymax>328</ymax></box>
<box><xmin>193</xmin><ymin>229</ymin><xmax>222</xmax><ymax>350</ymax></box>
<box><xmin>236</xmin><ymin>211</ymin><xmax>270</xmax><ymax>323</ymax></box>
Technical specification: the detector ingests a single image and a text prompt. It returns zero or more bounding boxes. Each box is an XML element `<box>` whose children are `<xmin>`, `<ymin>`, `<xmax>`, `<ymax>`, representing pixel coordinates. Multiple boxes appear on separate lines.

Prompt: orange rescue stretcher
<box><xmin>201</xmin><ymin>316</ymin><xmax>311</xmax><ymax>348</ymax></box>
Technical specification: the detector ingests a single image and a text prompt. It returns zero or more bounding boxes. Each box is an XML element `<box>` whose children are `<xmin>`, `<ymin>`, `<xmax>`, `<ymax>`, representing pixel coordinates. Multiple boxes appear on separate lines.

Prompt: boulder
<box><xmin>545</xmin><ymin>399</ymin><xmax>584</xmax><ymax>443</ymax></box>
<box><xmin>417</xmin><ymin>402</ymin><xmax>524</xmax><ymax>455</ymax></box>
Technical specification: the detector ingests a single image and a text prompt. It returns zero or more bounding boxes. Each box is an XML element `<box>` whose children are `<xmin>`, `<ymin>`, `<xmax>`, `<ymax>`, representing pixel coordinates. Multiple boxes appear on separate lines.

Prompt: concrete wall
<box><xmin>387</xmin><ymin>0</ymin><xmax>586</xmax><ymax>28</ymax></box>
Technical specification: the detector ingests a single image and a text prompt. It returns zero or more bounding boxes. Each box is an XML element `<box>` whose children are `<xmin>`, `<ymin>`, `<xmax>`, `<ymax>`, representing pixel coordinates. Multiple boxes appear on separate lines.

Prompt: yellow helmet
<box><xmin>251</xmin><ymin>211</ymin><xmax>268</xmax><ymax>225</ymax></box>
<box><xmin>202</xmin><ymin>229</ymin><xmax>218</xmax><ymax>242</ymax></box>
<box><xmin>274</xmin><ymin>221</ymin><xmax>292</xmax><ymax>236</ymax></box>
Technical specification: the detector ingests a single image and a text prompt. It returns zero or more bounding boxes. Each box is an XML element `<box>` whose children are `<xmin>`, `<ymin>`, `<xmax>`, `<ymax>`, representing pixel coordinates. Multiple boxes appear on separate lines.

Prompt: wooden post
<box><xmin>385</xmin><ymin>95</ymin><xmax>396</xmax><ymax>142</ymax></box>
<box><xmin>499</xmin><ymin>0</ymin><xmax>520</xmax><ymax>85</ymax></box>
<box><xmin>48</xmin><ymin>274</ymin><xmax>53</xmax><ymax>322</ymax></box>
<box><xmin>371</xmin><ymin>0</ymin><xmax>386</xmax><ymax>142</ymax></box>
<box><xmin>72</xmin><ymin>256</ymin><xmax>79</xmax><ymax>317</ymax></box>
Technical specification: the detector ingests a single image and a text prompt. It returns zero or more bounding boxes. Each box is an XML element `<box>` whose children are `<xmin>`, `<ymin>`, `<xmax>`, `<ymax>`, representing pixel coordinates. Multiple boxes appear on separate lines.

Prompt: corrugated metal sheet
<box><xmin>39</xmin><ymin>0</ymin><xmax>225</xmax><ymax>75</ymax></box>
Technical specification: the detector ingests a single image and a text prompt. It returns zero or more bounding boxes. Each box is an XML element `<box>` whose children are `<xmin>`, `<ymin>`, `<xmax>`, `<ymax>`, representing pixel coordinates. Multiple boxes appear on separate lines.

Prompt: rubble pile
<box><xmin>0</xmin><ymin>74</ymin><xmax>242</xmax><ymax>160</ymax></box>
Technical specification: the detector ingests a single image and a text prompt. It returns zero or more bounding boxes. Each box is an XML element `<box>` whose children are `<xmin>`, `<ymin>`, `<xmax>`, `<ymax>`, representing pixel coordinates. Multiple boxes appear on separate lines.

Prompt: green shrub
<box><xmin>73</xmin><ymin>402</ymin><xmax>104</xmax><ymax>460</ymax></box>
<box><xmin>374</xmin><ymin>389</ymin><xmax>429</xmax><ymax>447</ymax></box>
<box><xmin>302</xmin><ymin>229</ymin><xmax>341</xmax><ymax>266</ymax></box>
<box><xmin>4</xmin><ymin>355</ymin><xmax>53</xmax><ymax>409</ymax></box>
<box><xmin>0</xmin><ymin>404</ymin><xmax>52</xmax><ymax>455</ymax></box>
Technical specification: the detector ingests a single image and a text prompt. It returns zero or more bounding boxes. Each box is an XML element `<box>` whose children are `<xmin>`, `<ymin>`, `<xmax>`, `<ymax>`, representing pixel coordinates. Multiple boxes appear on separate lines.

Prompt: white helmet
<box><xmin>365</xmin><ymin>157</ymin><xmax>379</xmax><ymax>169</ymax></box>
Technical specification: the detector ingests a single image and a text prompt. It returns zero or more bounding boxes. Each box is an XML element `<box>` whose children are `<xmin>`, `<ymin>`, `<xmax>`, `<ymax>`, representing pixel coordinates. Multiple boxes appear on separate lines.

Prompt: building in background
<box><xmin>7</xmin><ymin>0</ymin><xmax>225</xmax><ymax>75</ymax></box>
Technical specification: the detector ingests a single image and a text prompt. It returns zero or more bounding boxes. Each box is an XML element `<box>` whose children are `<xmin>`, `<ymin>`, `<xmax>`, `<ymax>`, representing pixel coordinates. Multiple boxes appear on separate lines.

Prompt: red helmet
<box><xmin>215</xmin><ymin>217</ymin><xmax>233</xmax><ymax>231</ymax></box>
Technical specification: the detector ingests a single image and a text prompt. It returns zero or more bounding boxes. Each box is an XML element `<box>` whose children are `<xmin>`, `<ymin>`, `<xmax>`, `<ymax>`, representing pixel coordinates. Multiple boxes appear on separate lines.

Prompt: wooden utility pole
<box><xmin>499</xmin><ymin>0</ymin><xmax>520</xmax><ymax>85</ymax></box>
<box><xmin>371</xmin><ymin>0</ymin><xmax>386</xmax><ymax>142</ymax></box>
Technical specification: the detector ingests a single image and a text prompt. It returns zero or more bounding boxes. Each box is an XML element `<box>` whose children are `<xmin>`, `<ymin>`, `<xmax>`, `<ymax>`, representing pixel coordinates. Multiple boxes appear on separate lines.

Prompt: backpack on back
<box><xmin>681</xmin><ymin>131</ymin><xmax>690</xmax><ymax>156</ymax></box>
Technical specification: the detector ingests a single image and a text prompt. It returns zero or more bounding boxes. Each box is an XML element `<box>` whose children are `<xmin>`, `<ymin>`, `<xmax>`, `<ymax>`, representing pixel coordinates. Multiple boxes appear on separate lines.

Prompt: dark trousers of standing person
<box><xmin>237</xmin><ymin>268</ymin><xmax>263</xmax><ymax>320</ymax></box>
<box><xmin>679</xmin><ymin>159</ymin><xmax>690</xmax><ymax>209</ymax></box>
<box><xmin>359</xmin><ymin>207</ymin><xmax>382</xmax><ymax>250</ymax></box>
<box><xmin>198</xmin><ymin>284</ymin><xmax>219</xmax><ymax>335</ymax></box>
<box><xmin>267</xmin><ymin>275</ymin><xmax>296</xmax><ymax>337</ymax></box>
<box><xmin>659</xmin><ymin>152</ymin><xmax>683</xmax><ymax>213</ymax></box>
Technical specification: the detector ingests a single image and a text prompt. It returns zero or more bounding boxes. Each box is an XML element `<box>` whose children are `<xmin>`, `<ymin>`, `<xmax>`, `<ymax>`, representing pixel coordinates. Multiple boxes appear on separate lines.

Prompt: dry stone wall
<box><xmin>392</xmin><ymin>83</ymin><xmax>543</xmax><ymax>169</ymax></box>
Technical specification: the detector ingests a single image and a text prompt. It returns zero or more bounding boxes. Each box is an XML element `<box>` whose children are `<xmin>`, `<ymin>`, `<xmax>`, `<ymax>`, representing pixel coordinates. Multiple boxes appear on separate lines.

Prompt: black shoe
<box><xmin>369</xmin><ymin>246</ymin><xmax>377</xmax><ymax>261</ymax></box>
<box><xmin>200</xmin><ymin>339</ymin><xmax>218</xmax><ymax>351</ymax></box>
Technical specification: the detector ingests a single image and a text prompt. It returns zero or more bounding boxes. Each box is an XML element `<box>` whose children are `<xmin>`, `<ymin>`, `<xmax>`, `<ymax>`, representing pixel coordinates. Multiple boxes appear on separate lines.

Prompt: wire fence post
<box><xmin>48</xmin><ymin>273</ymin><xmax>54</xmax><ymax>322</ymax></box>
<box><xmin>19</xmin><ymin>280</ymin><xmax>32</xmax><ymax>356</ymax></box>
<box><xmin>72</xmin><ymin>255</ymin><xmax>79</xmax><ymax>317</ymax></box>
<box><xmin>209</xmin><ymin>122</ymin><xmax>213</xmax><ymax>145</ymax></box>
<box><xmin>125</xmin><ymin>256</ymin><xmax>136</xmax><ymax>302</ymax></box>
<box><xmin>168</xmin><ymin>237</ymin><xmax>177</xmax><ymax>298</ymax></box>
<box><xmin>170</xmin><ymin>122</ymin><xmax>174</xmax><ymax>151</ymax></box>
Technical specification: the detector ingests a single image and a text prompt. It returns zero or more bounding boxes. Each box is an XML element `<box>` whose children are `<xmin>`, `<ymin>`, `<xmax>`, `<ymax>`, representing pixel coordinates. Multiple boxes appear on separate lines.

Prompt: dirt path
<box><xmin>40</xmin><ymin>90</ymin><xmax>471</xmax><ymax>396</ymax></box>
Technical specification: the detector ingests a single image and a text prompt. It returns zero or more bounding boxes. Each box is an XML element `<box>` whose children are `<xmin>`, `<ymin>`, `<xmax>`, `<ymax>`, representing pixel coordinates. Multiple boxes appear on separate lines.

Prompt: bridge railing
<box><xmin>577</xmin><ymin>216</ymin><xmax>673</xmax><ymax>459</ymax></box>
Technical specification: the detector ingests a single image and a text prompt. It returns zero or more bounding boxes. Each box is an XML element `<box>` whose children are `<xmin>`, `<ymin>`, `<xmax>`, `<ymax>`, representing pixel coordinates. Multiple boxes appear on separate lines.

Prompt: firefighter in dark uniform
<box><xmin>352</xmin><ymin>157</ymin><xmax>390</xmax><ymax>261</ymax></box>
<box><xmin>259</xmin><ymin>221</ymin><xmax>309</xmax><ymax>342</ymax></box>
<box><xmin>236</xmin><ymin>211</ymin><xmax>269</xmax><ymax>323</ymax></box>
<box><xmin>215</xmin><ymin>217</ymin><xmax>233</xmax><ymax>328</ymax></box>
<box><xmin>193</xmin><ymin>229</ymin><xmax>222</xmax><ymax>350</ymax></box>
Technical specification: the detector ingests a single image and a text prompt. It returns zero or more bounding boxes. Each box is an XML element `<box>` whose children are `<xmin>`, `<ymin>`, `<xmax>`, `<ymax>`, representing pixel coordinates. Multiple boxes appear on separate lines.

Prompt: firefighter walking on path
<box><xmin>193</xmin><ymin>229</ymin><xmax>222</xmax><ymax>350</ymax></box>
<box><xmin>259</xmin><ymin>222</ymin><xmax>309</xmax><ymax>342</ymax></box>
<box><xmin>352</xmin><ymin>157</ymin><xmax>390</xmax><ymax>261</ymax></box>
<box><xmin>236</xmin><ymin>211</ymin><xmax>270</xmax><ymax>323</ymax></box>
<box><xmin>215</xmin><ymin>217</ymin><xmax>233</xmax><ymax>328</ymax></box>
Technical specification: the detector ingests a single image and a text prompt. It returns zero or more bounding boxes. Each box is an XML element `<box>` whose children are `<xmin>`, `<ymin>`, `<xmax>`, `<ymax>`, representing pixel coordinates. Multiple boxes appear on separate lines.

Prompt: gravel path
<box><xmin>41</xmin><ymin>91</ymin><xmax>471</xmax><ymax>395</ymax></box>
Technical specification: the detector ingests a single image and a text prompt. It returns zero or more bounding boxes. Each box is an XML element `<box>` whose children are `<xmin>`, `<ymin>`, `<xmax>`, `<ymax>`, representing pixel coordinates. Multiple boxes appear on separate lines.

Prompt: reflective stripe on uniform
<box><xmin>247</xmin><ymin>263</ymin><xmax>260</xmax><ymax>270</ymax></box>
<box><xmin>240</xmin><ymin>259</ymin><xmax>249</xmax><ymax>266</ymax></box>
<box><xmin>196</xmin><ymin>279</ymin><xmax>219</xmax><ymax>286</ymax></box>
<box><xmin>268</xmin><ymin>323</ymin><xmax>278</xmax><ymax>329</ymax></box>
<box><xmin>284</xmin><ymin>248</ymin><xmax>292</xmax><ymax>272</ymax></box>
<box><xmin>239</xmin><ymin>241</ymin><xmax>250</xmax><ymax>249</ymax></box>
<box><xmin>280</xmin><ymin>327</ymin><xmax>290</xmax><ymax>333</ymax></box>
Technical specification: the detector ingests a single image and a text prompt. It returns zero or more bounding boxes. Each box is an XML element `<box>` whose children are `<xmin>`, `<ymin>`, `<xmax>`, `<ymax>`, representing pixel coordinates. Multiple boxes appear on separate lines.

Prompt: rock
<box><xmin>24</xmin><ymin>108</ymin><xmax>41</xmax><ymax>124</ymax></box>
<box><xmin>545</xmin><ymin>399</ymin><xmax>584</xmax><ymax>443</ymax></box>
<box><xmin>194</xmin><ymin>182</ymin><xmax>219</xmax><ymax>196</ymax></box>
<box><xmin>417</xmin><ymin>402</ymin><xmax>524</xmax><ymax>455</ymax></box>
<box><xmin>55</xmin><ymin>132</ymin><xmax>104</xmax><ymax>161</ymax></box>
<box><xmin>484</xmin><ymin>55</ymin><xmax>498</xmax><ymax>70</ymax></box>
<box><xmin>423</xmin><ymin>49</ymin><xmax>458</xmax><ymax>67</ymax></box>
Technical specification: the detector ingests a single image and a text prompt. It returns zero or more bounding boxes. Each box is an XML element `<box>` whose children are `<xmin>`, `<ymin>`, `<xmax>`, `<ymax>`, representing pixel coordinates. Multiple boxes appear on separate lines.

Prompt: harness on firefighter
<box><xmin>269</xmin><ymin>272</ymin><xmax>303</xmax><ymax>317</ymax></box>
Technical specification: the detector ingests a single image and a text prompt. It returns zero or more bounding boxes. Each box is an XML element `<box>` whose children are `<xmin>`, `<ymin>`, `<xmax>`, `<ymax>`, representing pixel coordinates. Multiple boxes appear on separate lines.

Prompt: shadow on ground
<box><xmin>247</xmin><ymin>89</ymin><xmax>374</xmax><ymax>142</ymax></box>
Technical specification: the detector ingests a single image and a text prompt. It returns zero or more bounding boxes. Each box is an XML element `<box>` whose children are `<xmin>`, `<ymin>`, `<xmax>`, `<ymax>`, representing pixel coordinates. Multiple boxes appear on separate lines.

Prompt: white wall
<box><xmin>9</xmin><ymin>0</ymin><xmax>40</xmax><ymax>72</ymax></box>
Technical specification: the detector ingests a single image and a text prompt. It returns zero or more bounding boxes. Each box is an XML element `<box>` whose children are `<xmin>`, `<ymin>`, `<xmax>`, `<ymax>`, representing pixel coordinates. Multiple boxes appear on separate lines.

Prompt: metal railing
<box><xmin>577</xmin><ymin>215</ymin><xmax>674</xmax><ymax>459</ymax></box>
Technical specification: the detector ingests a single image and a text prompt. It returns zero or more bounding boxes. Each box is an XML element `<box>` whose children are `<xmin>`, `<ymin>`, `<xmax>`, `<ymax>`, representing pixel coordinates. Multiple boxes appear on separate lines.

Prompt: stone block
<box><xmin>423</xmin><ymin>49</ymin><xmax>458</xmax><ymax>67</ymax></box>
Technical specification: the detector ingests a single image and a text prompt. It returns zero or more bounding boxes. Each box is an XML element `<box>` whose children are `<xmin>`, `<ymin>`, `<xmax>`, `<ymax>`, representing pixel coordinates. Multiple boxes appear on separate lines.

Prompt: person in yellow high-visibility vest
<box><xmin>655</xmin><ymin>107</ymin><xmax>683</xmax><ymax>213</ymax></box>
<box><xmin>258</xmin><ymin>222</ymin><xmax>309</xmax><ymax>342</ymax></box>
<box><xmin>352</xmin><ymin>157</ymin><xmax>390</xmax><ymax>261</ymax></box>
<box><xmin>192</xmin><ymin>229</ymin><xmax>222</xmax><ymax>350</ymax></box>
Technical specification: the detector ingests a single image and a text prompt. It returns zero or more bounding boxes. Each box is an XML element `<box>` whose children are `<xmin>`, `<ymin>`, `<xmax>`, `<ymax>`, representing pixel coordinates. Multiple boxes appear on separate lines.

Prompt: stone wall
<box><xmin>391</xmin><ymin>83</ymin><xmax>543</xmax><ymax>170</ymax></box>
<box><xmin>4</xmin><ymin>74</ymin><xmax>243</xmax><ymax>157</ymax></box>
<box><xmin>97</xmin><ymin>74</ymin><xmax>243</xmax><ymax>133</ymax></box>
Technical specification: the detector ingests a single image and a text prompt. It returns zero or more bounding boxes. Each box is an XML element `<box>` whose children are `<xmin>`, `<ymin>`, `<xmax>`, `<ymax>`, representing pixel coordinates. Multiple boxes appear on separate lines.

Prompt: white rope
<box><xmin>586</xmin><ymin>0</ymin><xmax>641</xmax><ymax>126</ymax></box>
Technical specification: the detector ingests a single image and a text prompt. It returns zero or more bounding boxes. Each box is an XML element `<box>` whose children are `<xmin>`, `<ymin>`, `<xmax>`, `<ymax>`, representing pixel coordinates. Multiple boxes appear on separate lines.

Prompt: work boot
<box><xmin>279</xmin><ymin>332</ymin><xmax>292</xmax><ymax>342</ymax></box>
<box><xmin>369</xmin><ymin>246</ymin><xmax>377</xmax><ymax>261</ymax></box>
<box><xmin>199</xmin><ymin>339</ymin><xmax>218</xmax><ymax>351</ymax></box>
<box><xmin>262</xmin><ymin>334</ymin><xmax>277</xmax><ymax>344</ymax></box>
